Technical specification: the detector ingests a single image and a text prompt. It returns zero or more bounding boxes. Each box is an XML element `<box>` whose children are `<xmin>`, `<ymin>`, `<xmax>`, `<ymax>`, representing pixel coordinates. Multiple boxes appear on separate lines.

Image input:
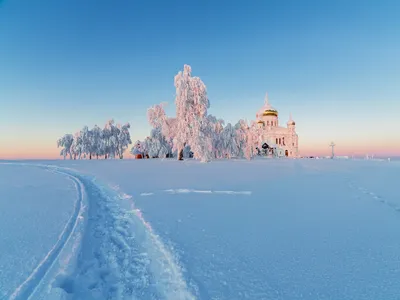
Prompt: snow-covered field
<box><xmin>0</xmin><ymin>159</ymin><xmax>399</xmax><ymax>300</ymax></box>
<box><xmin>0</xmin><ymin>164</ymin><xmax>79</xmax><ymax>299</ymax></box>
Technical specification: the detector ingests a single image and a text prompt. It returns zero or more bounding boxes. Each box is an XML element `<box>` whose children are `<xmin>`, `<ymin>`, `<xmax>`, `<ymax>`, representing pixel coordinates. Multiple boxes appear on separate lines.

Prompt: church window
<box><xmin>276</xmin><ymin>138</ymin><xmax>278</xmax><ymax>144</ymax></box>
<box><xmin>267</xmin><ymin>121</ymin><xmax>269</xmax><ymax>126</ymax></box>
<box><xmin>279</xmin><ymin>138</ymin><xmax>281</xmax><ymax>145</ymax></box>
<box><xmin>282</xmin><ymin>137</ymin><xmax>285</xmax><ymax>145</ymax></box>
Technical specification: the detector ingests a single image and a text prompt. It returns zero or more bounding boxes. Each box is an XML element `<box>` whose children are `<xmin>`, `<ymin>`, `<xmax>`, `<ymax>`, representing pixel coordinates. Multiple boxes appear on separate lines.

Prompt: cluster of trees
<box><xmin>57</xmin><ymin>120</ymin><xmax>132</xmax><ymax>159</ymax></box>
<box><xmin>57</xmin><ymin>65</ymin><xmax>265</xmax><ymax>162</ymax></box>
<box><xmin>132</xmin><ymin>65</ymin><xmax>264</xmax><ymax>162</ymax></box>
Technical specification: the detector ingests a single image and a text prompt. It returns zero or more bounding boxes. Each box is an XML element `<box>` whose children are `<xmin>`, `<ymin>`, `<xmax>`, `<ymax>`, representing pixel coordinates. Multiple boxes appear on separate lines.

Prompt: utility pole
<box><xmin>329</xmin><ymin>142</ymin><xmax>335</xmax><ymax>159</ymax></box>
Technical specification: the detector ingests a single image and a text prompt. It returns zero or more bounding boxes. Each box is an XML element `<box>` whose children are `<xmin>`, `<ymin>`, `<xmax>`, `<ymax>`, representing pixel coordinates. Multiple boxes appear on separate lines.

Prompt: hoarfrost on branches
<box><xmin>117</xmin><ymin>123</ymin><xmax>132</xmax><ymax>159</ymax></box>
<box><xmin>234</xmin><ymin>120</ymin><xmax>248</xmax><ymax>159</ymax></box>
<box><xmin>71</xmin><ymin>132</ymin><xmax>83</xmax><ymax>160</ymax></box>
<box><xmin>207</xmin><ymin>115</ymin><xmax>225</xmax><ymax>159</ymax></box>
<box><xmin>172</xmin><ymin>65</ymin><xmax>212</xmax><ymax>162</ymax></box>
<box><xmin>146</xmin><ymin>104</ymin><xmax>173</xmax><ymax>158</ymax></box>
<box><xmin>80</xmin><ymin>126</ymin><xmax>92</xmax><ymax>159</ymax></box>
<box><xmin>144</xmin><ymin>64</ymin><xmax>256</xmax><ymax>162</ymax></box>
<box><xmin>57</xmin><ymin>134</ymin><xmax>74</xmax><ymax>160</ymax></box>
<box><xmin>147</xmin><ymin>103</ymin><xmax>167</xmax><ymax>129</ymax></box>
<box><xmin>57</xmin><ymin>119</ymin><xmax>132</xmax><ymax>159</ymax></box>
<box><xmin>147</xmin><ymin>128</ymin><xmax>171</xmax><ymax>158</ymax></box>
<box><xmin>90</xmin><ymin>125</ymin><xmax>102</xmax><ymax>159</ymax></box>
<box><xmin>221</xmin><ymin>123</ymin><xmax>238</xmax><ymax>158</ymax></box>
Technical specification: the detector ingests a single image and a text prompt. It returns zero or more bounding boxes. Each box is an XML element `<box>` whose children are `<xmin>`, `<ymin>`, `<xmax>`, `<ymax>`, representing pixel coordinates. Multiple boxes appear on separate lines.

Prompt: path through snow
<box><xmin>10</xmin><ymin>170</ymin><xmax>84</xmax><ymax>300</ymax></box>
<box><xmin>3</xmin><ymin>164</ymin><xmax>196</xmax><ymax>300</ymax></box>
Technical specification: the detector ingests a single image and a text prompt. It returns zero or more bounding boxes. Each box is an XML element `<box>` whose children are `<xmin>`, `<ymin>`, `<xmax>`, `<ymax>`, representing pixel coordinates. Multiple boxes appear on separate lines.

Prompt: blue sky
<box><xmin>0</xmin><ymin>0</ymin><xmax>399</xmax><ymax>158</ymax></box>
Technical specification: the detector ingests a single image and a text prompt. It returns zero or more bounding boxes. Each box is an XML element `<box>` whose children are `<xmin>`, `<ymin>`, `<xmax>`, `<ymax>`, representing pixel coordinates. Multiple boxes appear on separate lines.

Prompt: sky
<box><xmin>0</xmin><ymin>0</ymin><xmax>399</xmax><ymax>159</ymax></box>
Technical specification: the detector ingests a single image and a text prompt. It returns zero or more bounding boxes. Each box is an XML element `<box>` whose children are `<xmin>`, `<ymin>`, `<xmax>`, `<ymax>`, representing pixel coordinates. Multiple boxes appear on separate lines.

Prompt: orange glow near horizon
<box><xmin>0</xmin><ymin>143</ymin><xmax>399</xmax><ymax>160</ymax></box>
<box><xmin>300</xmin><ymin>144</ymin><xmax>400</xmax><ymax>157</ymax></box>
<box><xmin>0</xmin><ymin>145</ymin><xmax>137</xmax><ymax>160</ymax></box>
<box><xmin>0</xmin><ymin>133</ymin><xmax>399</xmax><ymax>160</ymax></box>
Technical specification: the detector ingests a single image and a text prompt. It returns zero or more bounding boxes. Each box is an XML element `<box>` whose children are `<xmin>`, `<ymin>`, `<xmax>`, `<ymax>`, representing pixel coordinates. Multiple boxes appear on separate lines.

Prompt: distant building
<box><xmin>255</xmin><ymin>93</ymin><xmax>299</xmax><ymax>158</ymax></box>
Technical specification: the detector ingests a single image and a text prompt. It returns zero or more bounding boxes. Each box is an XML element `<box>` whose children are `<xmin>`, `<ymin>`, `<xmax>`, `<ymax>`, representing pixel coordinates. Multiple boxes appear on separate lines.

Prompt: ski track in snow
<box><xmin>2</xmin><ymin>163</ymin><xmax>196</xmax><ymax>300</ymax></box>
<box><xmin>348</xmin><ymin>181</ymin><xmax>400</xmax><ymax>213</ymax></box>
<box><xmin>139</xmin><ymin>189</ymin><xmax>252</xmax><ymax>196</ymax></box>
<box><xmin>9</xmin><ymin>168</ymin><xmax>85</xmax><ymax>300</ymax></box>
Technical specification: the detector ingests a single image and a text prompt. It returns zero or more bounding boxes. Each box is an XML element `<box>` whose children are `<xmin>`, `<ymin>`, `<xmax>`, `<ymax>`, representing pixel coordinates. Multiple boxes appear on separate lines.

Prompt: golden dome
<box><xmin>257</xmin><ymin>93</ymin><xmax>278</xmax><ymax>118</ymax></box>
<box><xmin>262</xmin><ymin>109</ymin><xmax>278</xmax><ymax>117</ymax></box>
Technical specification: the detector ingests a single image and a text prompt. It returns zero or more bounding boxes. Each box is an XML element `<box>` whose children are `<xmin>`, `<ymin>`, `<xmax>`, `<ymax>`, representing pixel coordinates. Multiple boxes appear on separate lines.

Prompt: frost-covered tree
<box><xmin>160</xmin><ymin>117</ymin><xmax>176</xmax><ymax>141</ymax></box>
<box><xmin>101</xmin><ymin>120</ymin><xmax>114</xmax><ymax>159</ymax></box>
<box><xmin>161</xmin><ymin>117</ymin><xmax>177</xmax><ymax>157</ymax></box>
<box><xmin>172</xmin><ymin>65</ymin><xmax>213</xmax><ymax>162</ymax></box>
<box><xmin>147</xmin><ymin>103</ymin><xmax>167</xmax><ymax>129</ymax></box>
<box><xmin>146</xmin><ymin>104</ymin><xmax>173</xmax><ymax>158</ymax></box>
<box><xmin>99</xmin><ymin>119</ymin><xmax>132</xmax><ymax>159</ymax></box>
<box><xmin>130</xmin><ymin>140</ymin><xmax>144</xmax><ymax>157</ymax></box>
<box><xmin>130</xmin><ymin>139</ymin><xmax>152</xmax><ymax>159</ymax></box>
<box><xmin>236</xmin><ymin>120</ymin><xmax>262</xmax><ymax>160</ymax></box>
<box><xmin>57</xmin><ymin>119</ymin><xmax>131</xmax><ymax>160</ymax></box>
<box><xmin>147</xmin><ymin>104</ymin><xmax>177</xmax><ymax>158</ymax></box>
<box><xmin>189</xmin><ymin>116</ymin><xmax>214</xmax><ymax>162</ymax></box>
<box><xmin>234</xmin><ymin>120</ymin><xmax>247</xmax><ymax>158</ymax></box>
<box><xmin>207</xmin><ymin>115</ymin><xmax>225</xmax><ymax>159</ymax></box>
<box><xmin>71</xmin><ymin>132</ymin><xmax>83</xmax><ymax>160</ymax></box>
<box><xmin>57</xmin><ymin>134</ymin><xmax>74</xmax><ymax>160</ymax></box>
<box><xmin>221</xmin><ymin>123</ymin><xmax>238</xmax><ymax>158</ymax></box>
<box><xmin>145</xmin><ymin>65</ymin><xmax>269</xmax><ymax>162</ymax></box>
<box><xmin>241</xmin><ymin>122</ymin><xmax>252</xmax><ymax>160</ymax></box>
<box><xmin>145</xmin><ymin>128</ymin><xmax>172</xmax><ymax>158</ymax></box>
<box><xmin>141</xmin><ymin>137</ymin><xmax>152</xmax><ymax>158</ymax></box>
<box><xmin>108</xmin><ymin>120</ymin><xmax>121</xmax><ymax>159</ymax></box>
<box><xmin>247</xmin><ymin>121</ymin><xmax>262</xmax><ymax>159</ymax></box>
<box><xmin>145</xmin><ymin>65</ymin><xmax>231</xmax><ymax>162</ymax></box>
<box><xmin>116</xmin><ymin>123</ymin><xmax>132</xmax><ymax>159</ymax></box>
<box><xmin>90</xmin><ymin>125</ymin><xmax>102</xmax><ymax>159</ymax></box>
<box><xmin>80</xmin><ymin>126</ymin><xmax>92</xmax><ymax>159</ymax></box>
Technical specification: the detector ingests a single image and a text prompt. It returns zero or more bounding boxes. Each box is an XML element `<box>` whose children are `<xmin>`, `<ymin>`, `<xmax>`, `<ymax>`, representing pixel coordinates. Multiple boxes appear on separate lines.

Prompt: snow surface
<box><xmin>0</xmin><ymin>159</ymin><xmax>400</xmax><ymax>300</ymax></box>
<box><xmin>0</xmin><ymin>164</ymin><xmax>78</xmax><ymax>299</ymax></box>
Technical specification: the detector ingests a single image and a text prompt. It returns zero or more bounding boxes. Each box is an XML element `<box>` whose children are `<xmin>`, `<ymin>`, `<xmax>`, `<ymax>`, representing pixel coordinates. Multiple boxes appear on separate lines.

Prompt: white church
<box><xmin>255</xmin><ymin>94</ymin><xmax>299</xmax><ymax>158</ymax></box>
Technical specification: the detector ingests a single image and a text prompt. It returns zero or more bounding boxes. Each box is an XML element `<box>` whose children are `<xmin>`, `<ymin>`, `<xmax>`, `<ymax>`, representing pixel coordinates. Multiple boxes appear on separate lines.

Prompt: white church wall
<box><xmin>254</xmin><ymin>93</ymin><xmax>299</xmax><ymax>158</ymax></box>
